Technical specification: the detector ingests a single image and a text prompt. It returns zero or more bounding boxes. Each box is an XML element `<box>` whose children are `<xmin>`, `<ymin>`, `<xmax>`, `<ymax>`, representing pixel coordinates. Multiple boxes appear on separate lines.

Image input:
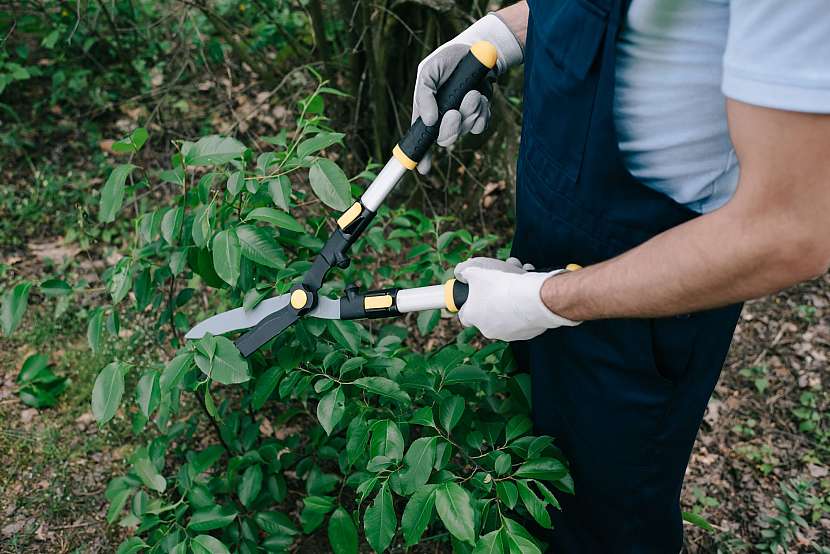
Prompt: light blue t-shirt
<box><xmin>614</xmin><ymin>0</ymin><xmax>830</xmax><ymax>213</ymax></box>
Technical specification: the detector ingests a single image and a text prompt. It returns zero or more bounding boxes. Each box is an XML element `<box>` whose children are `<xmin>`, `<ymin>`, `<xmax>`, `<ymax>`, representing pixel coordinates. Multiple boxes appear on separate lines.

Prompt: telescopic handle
<box><xmin>392</xmin><ymin>41</ymin><xmax>498</xmax><ymax>169</ymax></box>
<box><xmin>338</xmin><ymin>280</ymin><xmax>469</xmax><ymax>320</ymax></box>
<box><xmin>395</xmin><ymin>279</ymin><xmax>468</xmax><ymax>314</ymax></box>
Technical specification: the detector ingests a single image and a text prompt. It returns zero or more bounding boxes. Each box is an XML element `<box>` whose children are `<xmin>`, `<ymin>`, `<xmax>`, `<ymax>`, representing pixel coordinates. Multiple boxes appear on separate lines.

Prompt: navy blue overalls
<box><xmin>510</xmin><ymin>0</ymin><xmax>743</xmax><ymax>551</ymax></box>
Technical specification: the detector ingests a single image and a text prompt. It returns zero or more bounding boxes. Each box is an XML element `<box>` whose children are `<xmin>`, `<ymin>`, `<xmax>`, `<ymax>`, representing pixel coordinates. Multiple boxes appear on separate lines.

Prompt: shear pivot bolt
<box><xmin>290</xmin><ymin>289</ymin><xmax>308</xmax><ymax>309</ymax></box>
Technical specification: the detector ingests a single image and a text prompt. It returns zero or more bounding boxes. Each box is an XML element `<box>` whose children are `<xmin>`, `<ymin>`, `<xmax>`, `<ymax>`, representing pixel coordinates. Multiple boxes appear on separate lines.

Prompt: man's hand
<box><xmin>455</xmin><ymin>257</ymin><xmax>580</xmax><ymax>341</ymax></box>
<box><xmin>412</xmin><ymin>13</ymin><xmax>524</xmax><ymax>174</ymax></box>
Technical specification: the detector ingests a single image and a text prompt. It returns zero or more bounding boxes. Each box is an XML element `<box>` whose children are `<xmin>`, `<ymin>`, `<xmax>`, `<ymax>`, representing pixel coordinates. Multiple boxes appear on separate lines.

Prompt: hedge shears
<box><xmin>186</xmin><ymin>42</ymin><xmax>499</xmax><ymax>357</ymax></box>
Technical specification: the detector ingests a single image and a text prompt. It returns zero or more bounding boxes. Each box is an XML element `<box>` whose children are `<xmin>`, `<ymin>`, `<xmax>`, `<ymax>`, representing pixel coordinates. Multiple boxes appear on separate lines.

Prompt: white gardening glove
<box><xmin>412</xmin><ymin>13</ymin><xmax>523</xmax><ymax>174</ymax></box>
<box><xmin>454</xmin><ymin>257</ymin><xmax>581</xmax><ymax>342</ymax></box>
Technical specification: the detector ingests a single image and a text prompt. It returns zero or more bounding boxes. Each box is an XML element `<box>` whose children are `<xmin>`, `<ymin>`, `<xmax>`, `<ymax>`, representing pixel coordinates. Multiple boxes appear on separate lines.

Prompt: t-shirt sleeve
<box><xmin>722</xmin><ymin>0</ymin><xmax>830</xmax><ymax>113</ymax></box>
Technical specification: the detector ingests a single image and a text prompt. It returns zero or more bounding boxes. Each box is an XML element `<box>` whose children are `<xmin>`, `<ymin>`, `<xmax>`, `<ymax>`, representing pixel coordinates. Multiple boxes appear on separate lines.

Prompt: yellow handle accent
<box><xmin>337</xmin><ymin>202</ymin><xmax>362</xmax><ymax>230</ymax></box>
<box><xmin>444</xmin><ymin>279</ymin><xmax>459</xmax><ymax>313</ymax></box>
<box><xmin>290</xmin><ymin>289</ymin><xmax>308</xmax><ymax>309</ymax></box>
<box><xmin>392</xmin><ymin>144</ymin><xmax>417</xmax><ymax>170</ymax></box>
<box><xmin>364</xmin><ymin>294</ymin><xmax>394</xmax><ymax>310</ymax></box>
<box><xmin>565</xmin><ymin>263</ymin><xmax>583</xmax><ymax>272</ymax></box>
<box><xmin>470</xmin><ymin>41</ymin><xmax>498</xmax><ymax>70</ymax></box>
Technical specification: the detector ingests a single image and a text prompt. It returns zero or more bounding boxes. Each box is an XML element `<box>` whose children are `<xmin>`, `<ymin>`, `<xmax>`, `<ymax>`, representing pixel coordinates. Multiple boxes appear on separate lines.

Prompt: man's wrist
<box><xmin>494</xmin><ymin>2</ymin><xmax>529</xmax><ymax>50</ymax></box>
<box><xmin>528</xmin><ymin>270</ymin><xmax>581</xmax><ymax>327</ymax></box>
<box><xmin>456</xmin><ymin>13</ymin><xmax>524</xmax><ymax>75</ymax></box>
<box><xmin>540</xmin><ymin>270</ymin><xmax>588</xmax><ymax>322</ymax></box>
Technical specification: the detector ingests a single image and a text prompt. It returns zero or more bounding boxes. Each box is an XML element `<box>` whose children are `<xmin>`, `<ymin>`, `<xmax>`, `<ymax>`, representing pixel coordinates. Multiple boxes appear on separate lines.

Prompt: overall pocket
<box><xmin>649</xmin><ymin>314</ymin><xmax>700</xmax><ymax>384</ymax></box>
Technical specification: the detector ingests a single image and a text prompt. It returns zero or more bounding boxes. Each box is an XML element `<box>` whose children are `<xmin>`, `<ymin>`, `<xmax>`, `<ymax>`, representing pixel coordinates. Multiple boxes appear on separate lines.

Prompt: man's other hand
<box><xmin>454</xmin><ymin>257</ymin><xmax>580</xmax><ymax>341</ymax></box>
<box><xmin>412</xmin><ymin>13</ymin><xmax>523</xmax><ymax>174</ymax></box>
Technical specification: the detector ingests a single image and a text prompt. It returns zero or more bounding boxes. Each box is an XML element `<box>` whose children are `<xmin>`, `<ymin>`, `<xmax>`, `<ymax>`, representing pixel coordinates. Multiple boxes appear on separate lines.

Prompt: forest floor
<box><xmin>1</xmin><ymin>234</ymin><xmax>829</xmax><ymax>553</ymax></box>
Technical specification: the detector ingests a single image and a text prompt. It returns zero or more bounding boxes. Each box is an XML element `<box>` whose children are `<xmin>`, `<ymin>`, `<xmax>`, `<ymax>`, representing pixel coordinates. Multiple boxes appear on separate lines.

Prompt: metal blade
<box><xmin>185</xmin><ymin>294</ymin><xmax>341</xmax><ymax>340</ymax></box>
<box><xmin>235</xmin><ymin>305</ymin><xmax>299</xmax><ymax>357</ymax></box>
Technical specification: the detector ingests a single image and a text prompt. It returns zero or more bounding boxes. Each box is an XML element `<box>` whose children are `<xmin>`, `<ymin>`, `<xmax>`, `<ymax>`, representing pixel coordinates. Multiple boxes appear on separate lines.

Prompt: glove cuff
<box><xmin>524</xmin><ymin>270</ymin><xmax>581</xmax><ymax>329</ymax></box>
<box><xmin>454</xmin><ymin>13</ymin><xmax>524</xmax><ymax>75</ymax></box>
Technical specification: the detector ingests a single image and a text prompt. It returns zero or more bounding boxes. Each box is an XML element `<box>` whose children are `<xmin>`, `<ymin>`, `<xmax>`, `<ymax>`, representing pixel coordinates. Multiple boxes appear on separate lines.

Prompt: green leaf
<box><xmin>402</xmin><ymin>484</ymin><xmax>437</xmax><ymax>546</ymax></box>
<box><xmin>1</xmin><ymin>282</ymin><xmax>31</xmax><ymax>336</ymax></box>
<box><xmin>131</xmin><ymin>127</ymin><xmax>149</xmax><ymax>150</ymax></box>
<box><xmin>416</xmin><ymin>309</ymin><xmax>440</xmax><ymax>336</ymax></box>
<box><xmin>328</xmin><ymin>320</ymin><xmax>361</xmax><ymax>353</ymax></box>
<box><xmin>682</xmin><ymin>511</ymin><xmax>715</xmax><ymax>532</ymax></box>
<box><xmin>92</xmin><ymin>362</ymin><xmax>125</xmax><ymax>425</ymax></box>
<box><xmin>409</xmin><ymin>406</ymin><xmax>435</xmax><ymax>427</ymax></box>
<box><xmin>309</xmin><ymin>159</ymin><xmax>351</xmax><ymax>211</ymax></box>
<box><xmin>300</xmin><ymin>496</ymin><xmax>335</xmax><ymax>533</ymax></box>
<box><xmin>444</xmin><ymin>364</ymin><xmax>488</xmax><ymax>386</ymax></box>
<box><xmin>435</xmin><ymin>482</ymin><xmax>476</xmax><ymax>546</ymax></box>
<box><xmin>369</xmin><ymin>420</ymin><xmax>404</xmax><ymax>461</ymax></box>
<box><xmin>516</xmin><ymin>480</ymin><xmax>551</xmax><ymax>529</ymax></box>
<box><xmin>191</xmin><ymin>204</ymin><xmax>212</xmax><ymax>248</ymax></box>
<box><xmin>316</xmin><ymin>386</ymin><xmax>345</xmax><ymax>435</ymax></box>
<box><xmin>364</xmin><ymin>484</ymin><xmax>396</xmax><ymax>553</ymax></box>
<box><xmin>195</xmin><ymin>336</ymin><xmax>251</xmax><ymax>385</ymax></box>
<box><xmin>132</xmin><ymin>447</ymin><xmax>166</xmax><ymax>493</ymax></box>
<box><xmin>39</xmin><ymin>278</ymin><xmax>71</xmax><ymax>297</ymax></box>
<box><xmin>115</xmin><ymin>537</ymin><xmax>148</xmax><ymax>554</ymax></box>
<box><xmin>136</xmin><ymin>372</ymin><xmax>160</xmax><ymax>418</ymax></box>
<box><xmin>246</xmin><ymin>207</ymin><xmax>304</xmax><ymax>232</ymax></box>
<box><xmin>238</xmin><ymin>464</ymin><xmax>263</xmax><ymax>508</ymax></box>
<box><xmin>297</xmin><ymin>132</ymin><xmax>344</xmax><ymax>159</ymax></box>
<box><xmin>439</xmin><ymin>395</ymin><xmax>465</xmax><ymax>433</ymax></box>
<box><xmin>87</xmin><ymin>308</ymin><xmax>105</xmax><ymax>353</ymax></box>
<box><xmin>212</xmin><ymin>229</ymin><xmax>241</xmax><ymax>287</ymax></box>
<box><xmin>191</xmin><ymin>445</ymin><xmax>225</xmax><ymax>475</ymax></box>
<box><xmin>17</xmin><ymin>353</ymin><xmax>49</xmax><ymax>384</ymax></box>
<box><xmin>160</xmin><ymin>353</ymin><xmax>193</xmax><ymax>392</ymax></box>
<box><xmin>99</xmin><ymin>164</ymin><xmax>135</xmax><ymax>223</ymax></box>
<box><xmin>106</xmin><ymin>487</ymin><xmax>132</xmax><ymax>524</ymax></box>
<box><xmin>346</xmin><ymin>416</ymin><xmax>369</xmax><ymax>465</ymax></box>
<box><xmin>184</xmin><ymin>135</ymin><xmax>246</xmax><ymax>166</ymax></box>
<box><xmin>227</xmin><ymin>171</ymin><xmax>244</xmax><ymax>196</ymax></box>
<box><xmin>188</xmin><ymin>505</ymin><xmax>238</xmax><ymax>531</ymax></box>
<box><xmin>514</xmin><ymin>458</ymin><xmax>568</xmax><ymax>482</ymax></box>
<box><xmin>532</xmin><ymin>480</ymin><xmax>561</xmax><ymax>510</ymax></box>
<box><xmin>472</xmin><ymin>530</ymin><xmax>505</xmax><ymax>554</ymax></box>
<box><xmin>353</xmin><ymin>377</ymin><xmax>410</xmax><ymax>404</ymax></box>
<box><xmin>496</xmin><ymin>481</ymin><xmax>518</xmax><ymax>509</ymax></box>
<box><xmin>399</xmin><ymin>436</ymin><xmax>437</xmax><ymax>495</ymax></box>
<box><xmin>267</xmin><ymin>176</ymin><xmax>291</xmax><ymax>211</ymax></box>
<box><xmin>236</xmin><ymin>225</ymin><xmax>283</xmax><ymax>269</ymax></box>
<box><xmin>254</xmin><ymin>511</ymin><xmax>299</xmax><ymax>536</ymax></box>
<box><xmin>251</xmin><ymin>365</ymin><xmax>283</xmax><ymax>410</ymax></box>
<box><xmin>504</xmin><ymin>415</ymin><xmax>532</xmax><ymax>443</ymax></box>
<box><xmin>191</xmin><ymin>535</ymin><xmax>230</xmax><ymax>554</ymax></box>
<box><xmin>494</xmin><ymin>452</ymin><xmax>511</xmax><ymax>476</ymax></box>
<box><xmin>501</xmin><ymin>518</ymin><xmax>542</xmax><ymax>554</ymax></box>
<box><xmin>108</xmin><ymin>262</ymin><xmax>133</xmax><ymax>305</ymax></box>
<box><xmin>161</xmin><ymin>207</ymin><xmax>183</xmax><ymax>245</ymax></box>
<box><xmin>328</xmin><ymin>507</ymin><xmax>358</xmax><ymax>554</ymax></box>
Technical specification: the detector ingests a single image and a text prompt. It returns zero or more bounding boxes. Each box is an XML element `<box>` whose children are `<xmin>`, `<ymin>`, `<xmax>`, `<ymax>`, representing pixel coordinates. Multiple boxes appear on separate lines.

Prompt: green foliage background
<box><xmin>0</xmin><ymin>1</ymin><xmax>574</xmax><ymax>553</ymax></box>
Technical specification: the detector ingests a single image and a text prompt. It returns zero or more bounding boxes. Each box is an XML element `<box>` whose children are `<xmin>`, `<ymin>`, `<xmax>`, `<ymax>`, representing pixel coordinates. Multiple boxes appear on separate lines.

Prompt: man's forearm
<box><xmin>542</xmin><ymin>101</ymin><xmax>830</xmax><ymax>322</ymax></box>
<box><xmin>541</xmin><ymin>201</ymin><xmax>823</xmax><ymax>320</ymax></box>
<box><xmin>495</xmin><ymin>2</ymin><xmax>529</xmax><ymax>47</ymax></box>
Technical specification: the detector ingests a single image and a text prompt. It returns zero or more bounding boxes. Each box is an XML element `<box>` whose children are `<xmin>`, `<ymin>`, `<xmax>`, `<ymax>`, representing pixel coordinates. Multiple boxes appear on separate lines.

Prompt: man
<box><xmin>412</xmin><ymin>1</ymin><xmax>830</xmax><ymax>551</ymax></box>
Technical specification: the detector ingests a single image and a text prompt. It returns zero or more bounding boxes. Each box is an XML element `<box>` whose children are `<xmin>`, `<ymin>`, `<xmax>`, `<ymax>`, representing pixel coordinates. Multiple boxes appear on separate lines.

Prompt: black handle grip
<box><xmin>397</xmin><ymin>42</ymin><xmax>497</xmax><ymax>165</ymax></box>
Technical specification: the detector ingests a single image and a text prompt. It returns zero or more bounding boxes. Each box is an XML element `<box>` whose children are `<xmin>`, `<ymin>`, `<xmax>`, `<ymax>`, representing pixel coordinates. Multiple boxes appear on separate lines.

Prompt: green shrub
<box><xmin>89</xmin><ymin>82</ymin><xmax>571</xmax><ymax>553</ymax></box>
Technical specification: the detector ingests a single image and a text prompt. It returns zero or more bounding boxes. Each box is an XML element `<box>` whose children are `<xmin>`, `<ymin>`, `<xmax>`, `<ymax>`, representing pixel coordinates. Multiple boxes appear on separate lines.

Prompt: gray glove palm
<box><xmin>412</xmin><ymin>14</ymin><xmax>523</xmax><ymax>174</ymax></box>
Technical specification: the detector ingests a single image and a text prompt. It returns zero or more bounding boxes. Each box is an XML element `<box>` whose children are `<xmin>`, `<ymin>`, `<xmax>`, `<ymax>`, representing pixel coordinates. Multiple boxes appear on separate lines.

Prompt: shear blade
<box><xmin>184</xmin><ymin>294</ymin><xmax>341</xmax><ymax>340</ymax></box>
